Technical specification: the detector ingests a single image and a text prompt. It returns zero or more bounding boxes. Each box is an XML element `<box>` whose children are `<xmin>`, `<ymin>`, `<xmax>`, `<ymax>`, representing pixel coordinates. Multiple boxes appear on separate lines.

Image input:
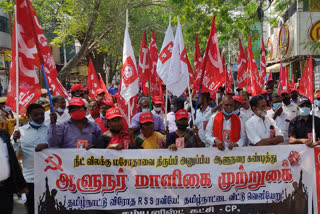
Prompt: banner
<box><xmin>35</xmin><ymin>145</ymin><xmax>315</xmax><ymax>214</ymax></box>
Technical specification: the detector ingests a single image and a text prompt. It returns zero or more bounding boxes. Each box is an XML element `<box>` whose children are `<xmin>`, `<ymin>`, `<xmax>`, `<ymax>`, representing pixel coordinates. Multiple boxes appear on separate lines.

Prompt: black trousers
<box><xmin>0</xmin><ymin>187</ymin><xmax>13</xmax><ymax>214</ymax></box>
<box><xmin>27</xmin><ymin>183</ymin><xmax>34</xmax><ymax>214</ymax></box>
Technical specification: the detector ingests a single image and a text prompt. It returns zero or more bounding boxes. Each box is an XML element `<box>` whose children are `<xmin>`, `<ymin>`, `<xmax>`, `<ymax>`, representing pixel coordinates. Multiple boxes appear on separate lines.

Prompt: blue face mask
<box><xmin>272</xmin><ymin>102</ymin><xmax>282</xmax><ymax>111</ymax></box>
<box><xmin>30</xmin><ymin>121</ymin><xmax>43</xmax><ymax>127</ymax></box>
<box><xmin>315</xmin><ymin>100</ymin><xmax>320</xmax><ymax>107</ymax></box>
<box><xmin>209</xmin><ymin>103</ymin><xmax>216</xmax><ymax>108</ymax></box>
<box><xmin>222</xmin><ymin>109</ymin><xmax>233</xmax><ymax>116</ymax></box>
<box><xmin>299</xmin><ymin>107</ymin><xmax>311</xmax><ymax>116</ymax></box>
<box><xmin>233</xmin><ymin>109</ymin><xmax>240</xmax><ymax>115</ymax></box>
<box><xmin>100</xmin><ymin>113</ymin><xmax>106</xmax><ymax>119</ymax></box>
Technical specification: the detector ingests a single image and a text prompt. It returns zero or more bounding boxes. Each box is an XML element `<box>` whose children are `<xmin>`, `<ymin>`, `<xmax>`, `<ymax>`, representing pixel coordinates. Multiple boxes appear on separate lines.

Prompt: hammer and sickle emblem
<box><xmin>44</xmin><ymin>154</ymin><xmax>63</xmax><ymax>172</ymax></box>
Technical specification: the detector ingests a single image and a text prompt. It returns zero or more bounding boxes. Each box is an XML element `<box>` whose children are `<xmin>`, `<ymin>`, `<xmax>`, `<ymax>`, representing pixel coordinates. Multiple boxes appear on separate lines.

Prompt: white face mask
<box><xmin>141</xmin><ymin>108</ymin><xmax>149</xmax><ymax>113</ymax></box>
<box><xmin>153</xmin><ymin>106</ymin><xmax>162</xmax><ymax>112</ymax></box>
<box><xmin>56</xmin><ymin>107</ymin><xmax>65</xmax><ymax>113</ymax></box>
<box><xmin>4</xmin><ymin>105</ymin><xmax>11</xmax><ymax>112</ymax></box>
<box><xmin>40</xmin><ymin>97</ymin><xmax>48</xmax><ymax>102</ymax></box>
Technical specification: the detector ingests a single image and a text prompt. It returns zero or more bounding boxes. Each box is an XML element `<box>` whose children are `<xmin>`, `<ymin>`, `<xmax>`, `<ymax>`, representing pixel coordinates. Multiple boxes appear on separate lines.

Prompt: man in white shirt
<box><xmin>246</xmin><ymin>95</ymin><xmax>284</xmax><ymax>146</ymax></box>
<box><xmin>206</xmin><ymin>95</ymin><xmax>246</xmax><ymax>150</ymax></box>
<box><xmin>44</xmin><ymin>95</ymin><xmax>70</xmax><ymax>126</ymax></box>
<box><xmin>281</xmin><ymin>90</ymin><xmax>299</xmax><ymax>119</ymax></box>
<box><xmin>239</xmin><ymin>91</ymin><xmax>254</xmax><ymax>123</ymax></box>
<box><xmin>86</xmin><ymin>100</ymin><xmax>101</xmax><ymax>122</ymax></box>
<box><xmin>151</xmin><ymin>96</ymin><xmax>165</xmax><ymax>121</ymax></box>
<box><xmin>12</xmin><ymin>103</ymin><xmax>48</xmax><ymax>214</ymax></box>
<box><xmin>267</xmin><ymin>94</ymin><xmax>294</xmax><ymax>144</ymax></box>
<box><xmin>194</xmin><ymin>93</ymin><xmax>213</xmax><ymax>146</ymax></box>
<box><xmin>0</xmin><ymin>129</ymin><xmax>27</xmax><ymax>214</ymax></box>
<box><xmin>167</xmin><ymin>97</ymin><xmax>186</xmax><ymax>133</ymax></box>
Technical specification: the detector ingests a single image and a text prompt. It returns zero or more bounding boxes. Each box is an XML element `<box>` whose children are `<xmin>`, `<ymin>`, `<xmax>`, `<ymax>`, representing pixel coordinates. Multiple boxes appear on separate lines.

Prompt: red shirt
<box><xmin>95</xmin><ymin>117</ymin><xmax>108</xmax><ymax>134</ymax></box>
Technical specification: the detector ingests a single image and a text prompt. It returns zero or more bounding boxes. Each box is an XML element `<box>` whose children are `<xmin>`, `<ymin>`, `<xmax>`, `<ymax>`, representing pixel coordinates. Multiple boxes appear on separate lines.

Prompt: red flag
<box><xmin>50</xmin><ymin>78</ymin><xmax>70</xmax><ymax>99</ymax></box>
<box><xmin>6</xmin><ymin>0</ymin><xmax>60</xmax><ymax>114</ymax></box>
<box><xmin>248</xmin><ymin>36</ymin><xmax>262</xmax><ymax>96</ymax></box>
<box><xmin>138</xmin><ymin>31</ymin><xmax>150</xmax><ymax>84</ymax></box>
<box><xmin>87</xmin><ymin>58</ymin><xmax>101</xmax><ymax>99</ymax></box>
<box><xmin>149</xmin><ymin>30</ymin><xmax>162</xmax><ymax>97</ymax></box>
<box><xmin>225</xmin><ymin>70</ymin><xmax>233</xmax><ymax>95</ymax></box>
<box><xmin>98</xmin><ymin>73</ymin><xmax>111</xmax><ymax>101</ymax></box>
<box><xmin>200</xmin><ymin>15</ymin><xmax>225</xmax><ymax>93</ymax></box>
<box><xmin>117</xmin><ymin>94</ymin><xmax>138</xmax><ymax>126</ymax></box>
<box><xmin>279</xmin><ymin>65</ymin><xmax>289</xmax><ymax>93</ymax></box>
<box><xmin>260</xmin><ymin>39</ymin><xmax>266</xmax><ymax>87</ymax></box>
<box><xmin>236</xmin><ymin>39</ymin><xmax>248</xmax><ymax>89</ymax></box>
<box><xmin>193</xmin><ymin>33</ymin><xmax>202</xmax><ymax>90</ymax></box>
<box><xmin>298</xmin><ymin>56</ymin><xmax>314</xmax><ymax>103</ymax></box>
<box><xmin>267</xmin><ymin>71</ymin><xmax>273</xmax><ymax>83</ymax></box>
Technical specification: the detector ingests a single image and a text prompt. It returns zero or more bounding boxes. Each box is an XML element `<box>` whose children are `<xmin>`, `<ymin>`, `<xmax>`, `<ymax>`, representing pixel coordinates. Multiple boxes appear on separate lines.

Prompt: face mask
<box><xmin>291</xmin><ymin>94</ymin><xmax>298</xmax><ymax>100</ymax></box>
<box><xmin>222</xmin><ymin>109</ymin><xmax>233</xmax><ymax>116</ymax></box>
<box><xmin>153</xmin><ymin>106</ymin><xmax>162</xmax><ymax>112</ymax></box>
<box><xmin>257</xmin><ymin>110</ymin><xmax>268</xmax><ymax>117</ymax></box>
<box><xmin>209</xmin><ymin>104</ymin><xmax>216</xmax><ymax>108</ymax></box>
<box><xmin>249</xmin><ymin>96</ymin><xmax>252</xmax><ymax>100</ymax></box>
<box><xmin>142</xmin><ymin>129</ymin><xmax>154</xmax><ymax>137</ymax></box>
<box><xmin>56</xmin><ymin>107</ymin><xmax>65</xmax><ymax>113</ymax></box>
<box><xmin>40</xmin><ymin>97</ymin><xmax>48</xmax><ymax>102</ymax></box>
<box><xmin>299</xmin><ymin>107</ymin><xmax>311</xmax><ymax>116</ymax></box>
<box><xmin>114</xmin><ymin>85</ymin><xmax>118</xmax><ymax>88</ymax></box>
<box><xmin>70</xmin><ymin>110</ymin><xmax>86</xmax><ymax>120</ymax></box>
<box><xmin>89</xmin><ymin>109</ymin><xmax>100</xmax><ymax>116</ymax></box>
<box><xmin>177</xmin><ymin>123</ymin><xmax>188</xmax><ymax>131</ymax></box>
<box><xmin>233</xmin><ymin>109</ymin><xmax>240</xmax><ymax>115</ymax></box>
<box><xmin>100</xmin><ymin>113</ymin><xmax>106</xmax><ymax>119</ymax></box>
<box><xmin>315</xmin><ymin>100</ymin><xmax>320</xmax><ymax>107</ymax></box>
<box><xmin>282</xmin><ymin>97</ymin><xmax>291</xmax><ymax>105</ymax></box>
<box><xmin>30</xmin><ymin>120</ymin><xmax>43</xmax><ymax>127</ymax></box>
<box><xmin>272</xmin><ymin>102</ymin><xmax>282</xmax><ymax>111</ymax></box>
<box><xmin>4</xmin><ymin>105</ymin><xmax>11</xmax><ymax>112</ymax></box>
<box><xmin>141</xmin><ymin>108</ymin><xmax>149</xmax><ymax>113</ymax></box>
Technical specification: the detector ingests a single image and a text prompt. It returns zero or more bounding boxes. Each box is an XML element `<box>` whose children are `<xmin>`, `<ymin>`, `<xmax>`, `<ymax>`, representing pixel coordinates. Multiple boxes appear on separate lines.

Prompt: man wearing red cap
<box><xmin>130</xmin><ymin>112</ymin><xmax>165</xmax><ymax>149</ymax></box>
<box><xmin>166</xmin><ymin>109</ymin><xmax>203</xmax><ymax>149</ymax></box>
<box><xmin>71</xmin><ymin>84</ymin><xmax>89</xmax><ymax>112</ymax></box>
<box><xmin>281</xmin><ymin>89</ymin><xmax>299</xmax><ymax>119</ymax></box>
<box><xmin>95</xmin><ymin>88</ymin><xmax>106</xmax><ymax>101</ymax></box>
<box><xmin>48</xmin><ymin>97</ymin><xmax>101</xmax><ymax>148</ymax></box>
<box><xmin>94</xmin><ymin>108</ymin><xmax>130</xmax><ymax>150</ymax></box>
<box><xmin>205</xmin><ymin>95</ymin><xmax>246</xmax><ymax>150</ymax></box>
<box><xmin>267</xmin><ymin>94</ymin><xmax>293</xmax><ymax>144</ymax></box>
<box><xmin>94</xmin><ymin>100</ymin><xmax>114</xmax><ymax>134</ymax></box>
<box><xmin>290</xmin><ymin>87</ymin><xmax>299</xmax><ymax>104</ymax></box>
<box><xmin>151</xmin><ymin>96</ymin><xmax>165</xmax><ymax>120</ymax></box>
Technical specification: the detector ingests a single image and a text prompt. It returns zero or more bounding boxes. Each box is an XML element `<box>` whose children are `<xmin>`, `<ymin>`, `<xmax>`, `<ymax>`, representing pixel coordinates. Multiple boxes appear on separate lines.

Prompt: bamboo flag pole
<box><xmin>15</xmin><ymin>5</ymin><xmax>19</xmax><ymax>129</ymax></box>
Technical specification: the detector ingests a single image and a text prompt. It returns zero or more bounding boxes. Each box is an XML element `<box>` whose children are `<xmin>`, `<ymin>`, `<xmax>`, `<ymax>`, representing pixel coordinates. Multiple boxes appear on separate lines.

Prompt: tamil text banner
<box><xmin>35</xmin><ymin>145</ymin><xmax>315</xmax><ymax>214</ymax></box>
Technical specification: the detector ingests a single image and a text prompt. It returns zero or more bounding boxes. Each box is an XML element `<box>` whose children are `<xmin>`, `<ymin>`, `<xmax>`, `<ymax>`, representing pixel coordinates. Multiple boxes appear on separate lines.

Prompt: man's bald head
<box><xmin>222</xmin><ymin>95</ymin><xmax>234</xmax><ymax>114</ymax></box>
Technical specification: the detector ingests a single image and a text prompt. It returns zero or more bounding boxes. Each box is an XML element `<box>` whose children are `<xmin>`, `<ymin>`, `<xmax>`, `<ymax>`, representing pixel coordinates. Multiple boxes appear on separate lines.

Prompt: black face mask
<box><xmin>110</xmin><ymin>129</ymin><xmax>121</xmax><ymax>134</ymax></box>
<box><xmin>176</xmin><ymin>124</ymin><xmax>188</xmax><ymax>131</ymax></box>
<box><xmin>282</xmin><ymin>97</ymin><xmax>291</xmax><ymax>105</ymax></box>
<box><xmin>291</xmin><ymin>94</ymin><xmax>298</xmax><ymax>100</ymax></box>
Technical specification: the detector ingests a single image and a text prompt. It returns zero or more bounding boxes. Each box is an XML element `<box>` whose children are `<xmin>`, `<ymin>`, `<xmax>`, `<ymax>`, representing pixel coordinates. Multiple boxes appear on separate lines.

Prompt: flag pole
<box><xmin>15</xmin><ymin>5</ymin><xmax>19</xmax><ymax>129</ymax></box>
<box><xmin>312</xmin><ymin>104</ymin><xmax>316</xmax><ymax>143</ymax></box>
<box><xmin>194</xmin><ymin>85</ymin><xmax>202</xmax><ymax>115</ymax></box>
<box><xmin>41</xmin><ymin>65</ymin><xmax>55</xmax><ymax>112</ymax></box>
<box><xmin>187</xmin><ymin>82</ymin><xmax>195</xmax><ymax>124</ymax></box>
<box><xmin>164</xmin><ymin>87</ymin><xmax>168</xmax><ymax>128</ymax></box>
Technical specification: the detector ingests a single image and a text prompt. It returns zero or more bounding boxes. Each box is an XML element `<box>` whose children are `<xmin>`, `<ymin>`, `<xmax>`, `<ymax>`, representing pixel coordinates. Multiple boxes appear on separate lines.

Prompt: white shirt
<box><xmin>205</xmin><ymin>113</ymin><xmax>246</xmax><ymax>148</ymax></box>
<box><xmin>86</xmin><ymin>114</ymin><xmax>95</xmax><ymax>122</ymax></box>
<box><xmin>282</xmin><ymin>102</ymin><xmax>299</xmax><ymax>119</ymax></box>
<box><xmin>240</xmin><ymin>107</ymin><xmax>254</xmax><ymax>123</ymax></box>
<box><xmin>194</xmin><ymin>106</ymin><xmax>213</xmax><ymax>147</ymax></box>
<box><xmin>151</xmin><ymin>110</ymin><xmax>165</xmax><ymax>122</ymax></box>
<box><xmin>12</xmin><ymin>123</ymin><xmax>48</xmax><ymax>183</ymax></box>
<box><xmin>314</xmin><ymin>108</ymin><xmax>320</xmax><ymax>118</ymax></box>
<box><xmin>0</xmin><ymin>139</ymin><xmax>10</xmax><ymax>182</ymax></box>
<box><xmin>44</xmin><ymin>110</ymin><xmax>70</xmax><ymax>126</ymax></box>
<box><xmin>245</xmin><ymin>115</ymin><xmax>283</xmax><ymax>146</ymax></box>
<box><xmin>267</xmin><ymin>109</ymin><xmax>293</xmax><ymax>144</ymax></box>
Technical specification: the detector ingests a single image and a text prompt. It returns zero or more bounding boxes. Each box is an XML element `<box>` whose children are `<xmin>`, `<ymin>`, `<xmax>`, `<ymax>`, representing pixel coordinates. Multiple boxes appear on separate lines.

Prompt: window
<box><xmin>0</xmin><ymin>16</ymin><xmax>9</xmax><ymax>33</ymax></box>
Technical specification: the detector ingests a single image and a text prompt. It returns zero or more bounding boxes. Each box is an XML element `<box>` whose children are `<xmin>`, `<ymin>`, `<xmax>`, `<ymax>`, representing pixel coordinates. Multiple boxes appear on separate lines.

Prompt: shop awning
<box><xmin>266</xmin><ymin>62</ymin><xmax>290</xmax><ymax>73</ymax></box>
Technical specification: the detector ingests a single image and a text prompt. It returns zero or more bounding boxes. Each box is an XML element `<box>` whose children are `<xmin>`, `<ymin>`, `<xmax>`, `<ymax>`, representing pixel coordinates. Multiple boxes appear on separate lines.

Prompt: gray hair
<box><xmin>52</xmin><ymin>95</ymin><xmax>64</xmax><ymax>105</ymax></box>
<box><xmin>138</xmin><ymin>97</ymin><xmax>149</xmax><ymax>106</ymax></box>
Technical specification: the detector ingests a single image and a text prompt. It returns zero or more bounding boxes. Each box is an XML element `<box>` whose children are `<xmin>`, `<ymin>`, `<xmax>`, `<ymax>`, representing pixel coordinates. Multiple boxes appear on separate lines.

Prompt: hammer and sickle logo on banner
<box><xmin>44</xmin><ymin>154</ymin><xmax>63</xmax><ymax>172</ymax></box>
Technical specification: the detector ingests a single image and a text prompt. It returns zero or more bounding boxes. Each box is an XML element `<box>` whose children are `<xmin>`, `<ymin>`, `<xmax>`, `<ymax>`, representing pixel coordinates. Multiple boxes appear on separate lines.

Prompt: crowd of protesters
<box><xmin>1</xmin><ymin>79</ymin><xmax>320</xmax><ymax>214</ymax></box>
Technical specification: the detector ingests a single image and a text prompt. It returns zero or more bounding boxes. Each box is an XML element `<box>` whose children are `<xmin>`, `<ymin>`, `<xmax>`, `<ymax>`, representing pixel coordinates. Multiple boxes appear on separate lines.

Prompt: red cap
<box><xmin>139</xmin><ymin>112</ymin><xmax>154</xmax><ymax>124</ymax></box>
<box><xmin>71</xmin><ymin>84</ymin><xmax>86</xmax><ymax>92</ymax></box>
<box><xmin>291</xmin><ymin>86</ymin><xmax>298</xmax><ymax>92</ymax></box>
<box><xmin>316</xmin><ymin>92</ymin><xmax>320</xmax><ymax>98</ymax></box>
<box><xmin>261</xmin><ymin>89</ymin><xmax>268</xmax><ymax>94</ymax></box>
<box><xmin>114</xmin><ymin>93</ymin><xmax>119</xmax><ymax>99</ymax></box>
<box><xmin>99</xmin><ymin>99</ymin><xmax>114</xmax><ymax>107</ymax></box>
<box><xmin>153</xmin><ymin>96</ymin><xmax>163</xmax><ymax>104</ymax></box>
<box><xmin>68</xmin><ymin>97</ymin><xmax>86</xmax><ymax>106</ymax></box>
<box><xmin>175</xmin><ymin>109</ymin><xmax>189</xmax><ymax>120</ymax></box>
<box><xmin>232</xmin><ymin>95</ymin><xmax>243</xmax><ymax>104</ymax></box>
<box><xmin>280</xmin><ymin>86</ymin><xmax>290</xmax><ymax>95</ymax></box>
<box><xmin>106</xmin><ymin>108</ymin><xmax>122</xmax><ymax>120</ymax></box>
<box><xmin>247</xmin><ymin>88</ymin><xmax>253</xmax><ymax>94</ymax></box>
<box><xmin>95</xmin><ymin>88</ymin><xmax>105</xmax><ymax>95</ymax></box>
